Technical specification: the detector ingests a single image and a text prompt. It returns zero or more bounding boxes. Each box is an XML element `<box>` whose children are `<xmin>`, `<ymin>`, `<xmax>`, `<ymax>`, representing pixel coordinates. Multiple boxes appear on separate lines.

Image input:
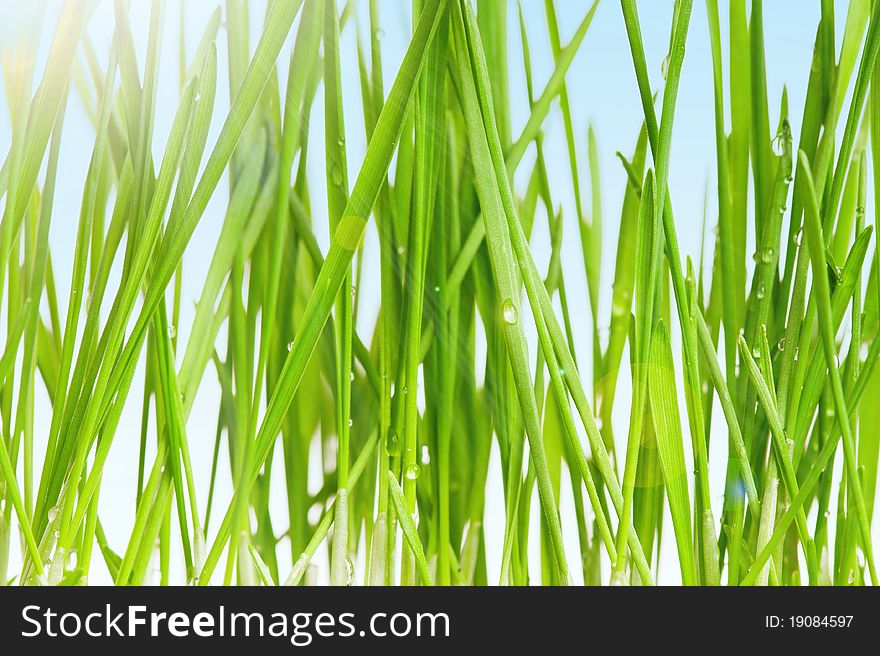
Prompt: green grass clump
<box><xmin>0</xmin><ymin>0</ymin><xmax>879</xmax><ymax>587</ymax></box>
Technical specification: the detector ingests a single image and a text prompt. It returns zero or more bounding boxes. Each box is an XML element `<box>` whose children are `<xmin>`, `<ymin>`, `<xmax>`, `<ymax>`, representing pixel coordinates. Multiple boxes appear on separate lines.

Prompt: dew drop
<box><xmin>777</xmin><ymin>337</ymin><xmax>786</xmax><ymax>352</ymax></box>
<box><xmin>421</xmin><ymin>444</ymin><xmax>430</xmax><ymax>465</ymax></box>
<box><xmin>761</xmin><ymin>247</ymin><xmax>776</xmax><ymax>264</ymax></box>
<box><xmin>757</xmin><ymin>282</ymin><xmax>766</xmax><ymax>300</ymax></box>
<box><xmin>168</xmin><ymin>325</ymin><xmax>177</xmax><ymax>339</ymax></box>
<box><xmin>47</xmin><ymin>506</ymin><xmax>59</xmax><ymax>523</ymax></box>
<box><xmin>772</xmin><ymin>132</ymin><xmax>785</xmax><ymax>156</ymax></box>
<box><xmin>386</xmin><ymin>432</ymin><xmax>401</xmax><ymax>457</ymax></box>
<box><xmin>501</xmin><ymin>299</ymin><xmax>518</xmax><ymax>325</ymax></box>
<box><xmin>660</xmin><ymin>53</ymin><xmax>671</xmax><ymax>80</ymax></box>
<box><xmin>347</xmin><ymin>418</ymin><xmax>353</xmax><ymax>428</ymax></box>
<box><xmin>784</xmin><ymin>174</ymin><xmax>793</xmax><ymax>184</ymax></box>
<box><xmin>345</xmin><ymin>555</ymin><xmax>355</xmax><ymax>586</ymax></box>
<box><xmin>376</xmin><ymin>28</ymin><xmax>385</xmax><ymax>41</ymax></box>
<box><xmin>330</xmin><ymin>164</ymin><xmax>344</xmax><ymax>187</ymax></box>
<box><xmin>287</xmin><ymin>341</ymin><xmax>294</xmax><ymax>352</ymax></box>
<box><xmin>397</xmin><ymin>245</ymin><xmax>406</xmax><ymax>256</ymax></box>
<box><xmin>405</xmin><ymin>463</ymin><xmax>421</xmax><ymax>480</ymax></box>
<box><xmin>350</xmin><ymin>371</ymin><xmax>355</xmax><ymax>382</ymax></box>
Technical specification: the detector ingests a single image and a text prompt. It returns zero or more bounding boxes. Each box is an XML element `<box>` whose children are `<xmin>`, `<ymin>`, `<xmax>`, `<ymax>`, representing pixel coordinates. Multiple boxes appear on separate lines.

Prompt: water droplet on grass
<box><xmin>386</xmin><ymin>432</ymin><xmax>400</xmax><ymax>457</ymax></box>
<box><xmin>501</xmin><ymin>299</ymin><xmax>518</xmax><ymax>324</ymax></box>
<box><xmin>330</xmin><ymin>164</ymin><xmax>344</xmax><ymax>187</ymax></box>
<box><xmin>345</xmin><ymin>555</ymin><xmax>355</xmax><ymax>586</ymax></box>
<box><xmin>772</xmin><ymin>132</ymin><xmax>786</xmax><ymax>156</ymax></box>
<box><xmin>405</xmin><ymin>463</ymin><xmax>421</xmax><ymax>480</ymax></box>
